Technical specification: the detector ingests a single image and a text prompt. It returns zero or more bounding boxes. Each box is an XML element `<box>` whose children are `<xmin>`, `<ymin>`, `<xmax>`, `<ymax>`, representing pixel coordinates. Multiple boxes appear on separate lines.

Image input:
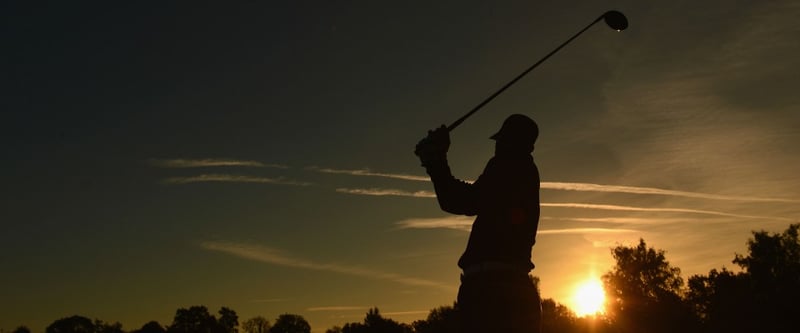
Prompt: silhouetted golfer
<box><xmin>415</xmin><ymin>114</ymin><xmax>542</xmax><ymax>333</ymax></box>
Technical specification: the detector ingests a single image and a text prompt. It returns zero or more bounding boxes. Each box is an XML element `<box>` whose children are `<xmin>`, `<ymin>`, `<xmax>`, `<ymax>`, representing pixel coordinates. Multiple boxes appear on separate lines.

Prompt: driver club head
<box><xmin>603</xmin><ymin>10</ymin><xmax>628</xmax><ymax>31</ymax></box>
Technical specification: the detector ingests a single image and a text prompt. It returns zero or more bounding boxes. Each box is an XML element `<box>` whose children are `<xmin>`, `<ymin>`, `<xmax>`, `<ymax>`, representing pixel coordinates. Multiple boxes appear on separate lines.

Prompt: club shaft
<box><xmin>447</xmin><ymin>14</ymin><xmax>606</xmax><ymax>132</ymax></box>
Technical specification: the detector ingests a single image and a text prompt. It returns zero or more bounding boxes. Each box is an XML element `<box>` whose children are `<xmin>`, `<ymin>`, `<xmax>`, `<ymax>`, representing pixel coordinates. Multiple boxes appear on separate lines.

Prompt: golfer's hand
<box><xmin>415</xmin><ymin>125</ymin><xmax>450</xmax><ymax>165</ymax></box>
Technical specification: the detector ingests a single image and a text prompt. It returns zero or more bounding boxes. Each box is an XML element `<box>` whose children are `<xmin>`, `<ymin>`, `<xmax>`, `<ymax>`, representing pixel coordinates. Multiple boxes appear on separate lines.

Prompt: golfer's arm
<box><xmin>426</xmin><ymin>164</ymin><xmax>478</xmax><ymax>216</ymax></box>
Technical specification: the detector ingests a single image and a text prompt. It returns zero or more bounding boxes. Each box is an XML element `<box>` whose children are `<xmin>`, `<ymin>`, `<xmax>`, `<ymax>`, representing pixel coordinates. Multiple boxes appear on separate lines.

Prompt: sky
<box><xmin>2</xmin><ymin>0</ymin><xmax>800</xmax><ymax>332</ymax></box>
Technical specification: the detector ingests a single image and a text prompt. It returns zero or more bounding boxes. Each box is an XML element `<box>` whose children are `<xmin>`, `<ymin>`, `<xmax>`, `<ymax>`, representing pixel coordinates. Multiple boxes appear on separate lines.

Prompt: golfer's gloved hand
<box><xmin>415</xmin><ymin>125</ymin><xmax>450</xmax><ymax>167</ymax></box>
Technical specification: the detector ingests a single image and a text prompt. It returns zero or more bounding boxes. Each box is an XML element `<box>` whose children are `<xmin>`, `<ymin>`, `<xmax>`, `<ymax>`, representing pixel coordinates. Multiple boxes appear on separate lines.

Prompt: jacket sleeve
<box><xmin>424</xmin><ymin>159</ymin><xmax>479</xmax><ymax>216</ymax></box>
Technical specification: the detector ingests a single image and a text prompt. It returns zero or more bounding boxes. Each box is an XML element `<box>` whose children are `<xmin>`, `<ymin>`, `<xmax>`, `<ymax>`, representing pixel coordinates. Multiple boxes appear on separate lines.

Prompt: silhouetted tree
<box><xmin>269</xmin><ymin>314</ymin><xmax>310</xmax><ymax>333</ymax></box>
<box><xmin>687</xmin><ymin>268</ymin><xmax>754</xmax><ymax>333</ymax></box>
<box><xmin>94</xmin><ymin>320</ymin><xmax>123</xmax><ymax>333</ymax></box>
<box><xmin>734</xmin><ymin>223</ymin><xmax>800</xmax><ymax>323</ymax></box>
<box><xmin>575</xmin><ymin>316</ymin><xmax>617</xmax><ymax>333</ymax></box>
<box><xmin>44</xmin><ymin>316</ymin><xmax>124</xmax><ymax>333</ymax></box>
<box><xmin>324</xmin><ymin>327</ymin><xmax>342</xmax><ymax>333</ymax></box>
<box><xmin>218</xmin><ymin>307</ymin><xmax>239</xmax><ymax>333</ymax></box>
<box><xmin>132</xmin><ymin>321</ymin><xmax>167</xmax><ymax>333</ymax></box>
<box><xmin>540</xmin><ymin>298</ymin><xmax>576</xmax><ymax>333</ymax></box>
<box><xmin>168</xmin><ymin>305</ymin><xmax>219</xmax><ymax>333</ymax></box>
<box><xmin>341</xmin><ymin>308</ymin><xmax>411</xmax><ymax>333</ymax></box>
<box><xmin>602</xmin><ymin>239</ymin><xmax>698</xmax><ymax>333</ymax></box>
<box><xmin>687</xmin><ymin>224</ymin><xmax>800</xmax><ymax>332</ymax></box>
<box><xmin>734</xmin><ymin>224</ymin><xmax>800</xmax><ymax>284</ymax></box>
<box><xmin>340</xmin><ymin>323</ymin><xmax>360</xmax><ymax>333</ymax></box>
<box><xmin>12</xmin><ymin>326</ymin><xmax>32</xmax><ymax>333</ymax></box>
<box><xmin>46</xmin><ymin>315</ymin><xmax>95</xmax><ymax>333</ymax></box>
<box><xmin>242</xmin><ymin>317</ymin><xmax>270</xmax><ymax>333</ymax></box>
<box><xmin>412</xmin><ymin>304</ymin><xmax>458</xmax><ymax>333</ymax></box>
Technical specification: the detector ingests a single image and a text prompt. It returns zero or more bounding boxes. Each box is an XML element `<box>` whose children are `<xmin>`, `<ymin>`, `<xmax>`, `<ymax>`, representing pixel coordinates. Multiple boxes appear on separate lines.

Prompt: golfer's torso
<box><xmin>458</xmin><ymin>157</ymin><xmax>539</xmax><ymax>271</ymax></box>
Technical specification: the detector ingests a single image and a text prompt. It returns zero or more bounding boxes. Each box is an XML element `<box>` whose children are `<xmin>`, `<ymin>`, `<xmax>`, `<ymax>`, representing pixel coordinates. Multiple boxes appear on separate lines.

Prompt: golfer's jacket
<box><xmin>425</xmin><ymin>154</ymin><xmax>540</xmax><ymax>272</ymax></box>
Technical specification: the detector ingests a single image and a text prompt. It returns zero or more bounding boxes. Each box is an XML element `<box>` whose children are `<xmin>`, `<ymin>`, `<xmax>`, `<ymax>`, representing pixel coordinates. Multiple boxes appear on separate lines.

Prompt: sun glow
<box><xmin>571</xmin><ymin>278</ymin><xmax>606</xmax><ymax>317</ymax></box>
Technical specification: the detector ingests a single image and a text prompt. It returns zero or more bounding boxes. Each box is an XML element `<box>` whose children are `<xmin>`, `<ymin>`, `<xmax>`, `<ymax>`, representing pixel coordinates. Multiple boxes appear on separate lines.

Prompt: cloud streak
<box><xmin>336</xmin><ymin>188</ymin><xmax>435</xmax><ymax>198</ymax></box>
<box><xmin>395</xmin><ymin>217</ymin><xmax>638</xmax><ymax>235</ymax></box>
<box><xmin>542</xmin><ymin>216</ymin><xmax>693</xmax><ymax>225</ymax></box>
<box><xmin>537</xmin><ymin>228</ymin><xmax>640</xmax><ymax>235</ymax></box>
<box><xmin>150</xmin><ymin>158</ymin><xmax>287</xmax><ymax>169</ymax></box>
<box><xmin>541</xmin><ymin>182</ymin><xmax>800</xmax><ymax>203</ymax></box>
<box><xmin>395</xmin><ymin>216</ymin><xmax>473</xmax><ymax>231</ymax></box>
<box><xmin>542</xmin><ymin>203</ymin><xmax>793</xmax><ymax>221</ymax></box>
<box><xmin>164</xmin><ymin>174</ymin><xmax>311</xmax><ymax>186</ymax></box>
<box><xmin>313</xmin><ymin>167</ymin><xmax>797</xmax><ymax>204</ymax></box>
<box><xmin>338</xmin><ymin>187</ymin><xmax>790</xmax><ymax>222</ymax></box>
<box><xmin>201</xmin><ymin>241</ymin><xmax>453</xmax><ymax>291</ymax></box>
<box><xmin>309</xmin><ymin>167</ymin><xmax>430</xmax><ymax>182</ymax></box>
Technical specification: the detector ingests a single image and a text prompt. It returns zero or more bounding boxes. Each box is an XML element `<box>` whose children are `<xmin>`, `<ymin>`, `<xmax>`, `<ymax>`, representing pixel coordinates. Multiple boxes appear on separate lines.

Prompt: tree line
<box><xmin>7</xmin><ymin>223</ymin><xmax>799</xmax><ymax>333</ymax></box>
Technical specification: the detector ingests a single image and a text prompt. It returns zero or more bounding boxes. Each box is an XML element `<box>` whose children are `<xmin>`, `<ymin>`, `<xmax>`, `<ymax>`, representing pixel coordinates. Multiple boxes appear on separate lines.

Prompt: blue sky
<box><xmin>3</xmin><ymin>1</ymin><xmax>800</xmax><ymax>332</ymax></box>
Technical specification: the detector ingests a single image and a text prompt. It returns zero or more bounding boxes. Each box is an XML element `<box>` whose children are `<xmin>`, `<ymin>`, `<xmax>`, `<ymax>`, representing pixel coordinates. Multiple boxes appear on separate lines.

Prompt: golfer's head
<box><xmin>491</xmin><ymin>114</ymin><xmax>538</xmax><ymax>155</ymax></box>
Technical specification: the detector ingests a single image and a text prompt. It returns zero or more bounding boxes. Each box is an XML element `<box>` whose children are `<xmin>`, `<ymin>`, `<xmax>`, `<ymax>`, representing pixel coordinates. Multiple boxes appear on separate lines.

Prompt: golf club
<box><xmin>446</xmin><ymin>10</ymin><xmax>628</xmax><ymax>132</ymax></box>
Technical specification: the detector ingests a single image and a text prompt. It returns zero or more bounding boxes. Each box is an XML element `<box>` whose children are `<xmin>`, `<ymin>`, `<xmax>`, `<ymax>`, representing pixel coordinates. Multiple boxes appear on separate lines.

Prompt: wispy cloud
<box><xmin>307</xmin><ymin>306</ymin><xmax>367</xmax><ymax>312</ymax></box>
<box><xmin>542</xmin><ymin>216</ymin><xmax>692</xmax><ymax>225</ymax></box>
<box><xmin>150</xmin><ymin>158</ymin><xmax>287</xmax><ymax>169</ymax></box>
<box><xmin>541</xmin><ymin>182</ymin><xmax>800</xmax><ymax>203</ymax></box>
<box><xmin>396</xmin><ymin>196</ymin><xmax>795</xmax><ymax>224</ymax></box>
<box><xmin>314</xmin><ymin>166</ymin><xmax>797</xmax><ymax>204</ymax></box>
<box><xmin>201</xmin><ymin>241</ymin><xmax>453</xmax><ymax>291</ymax></box>
<box><xmin>164</xmin><ymin>174</ymin><xmax>311</xmax><ymax>186</ymax></box>
<box><xmin>395</xmin><ymin>216</ymin><xmax>638</xmax><ymax>235</ymax></box>
<box><xmin>542</xmin><ymin>203</ymin><xmax>793</xmax><ymax>221</ymax></box>
<box><xmin>336</xmin><ymin>188</ymin><xmax>435</xmax><ymax>198</ymax></box>
<box><xmin>309</xmin><ymin>167</ymin><xmax>430</xmax><ymax>182</ymax></box>
<box><xmin>395</xmin><ymin>216</ymin><xmax>473</xmax><ymax>231</ymax></box>
<box><xmin>538</xmin><ymin>228</ymin><xmax>639</xmax><ymax>235</ymax></box>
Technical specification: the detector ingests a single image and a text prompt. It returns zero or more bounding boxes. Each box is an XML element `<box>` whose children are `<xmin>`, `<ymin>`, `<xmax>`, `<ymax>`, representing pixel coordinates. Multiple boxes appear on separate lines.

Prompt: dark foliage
<box><xmin>688</xmin><ymin>223</ymin><xmax>800</xmax><ymax>332</ymax></box>
<box><xmin>269</xmin><ymin>314</ymin><xmax>310</xmax><ymax>333</ymax></box>
<box><xmin>412</xmin><ymin>304</ymin><xmax>458</xmax><ymax>333</ymax></box>
<box><xmin>341</xmin><ymin>308</ymin><xmax>412</xmax><ymax>333</ymax></box>
<box><xmin>541</xmin><ymin>298</ymin><xmax>576</xmax><ymax>332</ymax></box>
<box><xmin>603</xmin><ymin>238</ymin><xmax>699</xmax><ymax>333</ymax></box>
<box><xmin>241</xmin><ymin>316</ymin><xmax>270</xmax><ymax>333</ymax></box>
<box><xmin>131</xmin><ymin>321</ymin><xmax>167</xmax><ymax>333</ymax></box>
<box><xmin>46</xmin><ymin>316</ymin><xmax>95</xmax><ymax>333</ymax></box>
<box><xmin>12</xmin><ymin>326</ymin><xmax>32</xmax><ymax>333</ymax></box>
<box><xmin>167</xmin><ymin>305</ymin><xmax>238</xmax><ymax>333</ymax></box>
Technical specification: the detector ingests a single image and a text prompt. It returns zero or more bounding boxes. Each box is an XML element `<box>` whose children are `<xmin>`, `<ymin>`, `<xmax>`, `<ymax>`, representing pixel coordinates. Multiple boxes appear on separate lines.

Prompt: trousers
<box><xmin>457</xmin><ymin>271</ymin><xmax>541</xmax><ymax>333</ymax></box>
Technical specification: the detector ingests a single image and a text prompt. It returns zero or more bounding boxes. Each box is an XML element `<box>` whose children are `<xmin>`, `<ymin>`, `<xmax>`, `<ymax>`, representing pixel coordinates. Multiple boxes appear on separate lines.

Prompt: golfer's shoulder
<box><xmin>482</xmin><ymin>156</ymin><xmax>537</xmax><ymax>181</ymax></box>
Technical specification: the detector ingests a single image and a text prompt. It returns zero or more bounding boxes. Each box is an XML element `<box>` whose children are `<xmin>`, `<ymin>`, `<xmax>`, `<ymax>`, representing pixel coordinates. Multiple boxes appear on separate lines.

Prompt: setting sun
<box><xmin>571</xmin><ymin>278</ymin><xmax>606</xmax><ymax>317</ymax></box>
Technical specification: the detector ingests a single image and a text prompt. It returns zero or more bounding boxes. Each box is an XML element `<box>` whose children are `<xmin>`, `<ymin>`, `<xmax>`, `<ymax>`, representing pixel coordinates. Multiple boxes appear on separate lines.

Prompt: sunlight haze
<box><xmin>571</xmin><ymin>279</ymin><xmax>606</xmax><ymax>317</ymax></box>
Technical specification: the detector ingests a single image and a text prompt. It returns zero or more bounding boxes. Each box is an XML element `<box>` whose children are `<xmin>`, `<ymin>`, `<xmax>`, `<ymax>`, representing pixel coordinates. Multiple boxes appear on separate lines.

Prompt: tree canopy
<box><xmin>411</xmin><ymin>304</ymin><xmax>458</xmax><ymax>333</ymax></box>
<box><xmin>241</xmin><ymin>316</ymin><xmax>270</xmax><ymax>333</ymax></box>
<box><xmin>45</xmin><ymin>316</ymin><xmax>123</xmax><ymax>333</ymax></box>
<box><xmin>687</xmin><ymin>223</ymin><xmax>800</xmax><ymax>332</ymax></box>
<box><xmin>269</xmin><ymin>314</ymin><xmax>310</xmax><ymax>333</ymax></box>
<box><xmin>340</xmin><ymin>308</ymin><xmax>411</xmax><ymax>333</ymax></box>
<box><xmin>602</xmin><ymin>238</ymin><xmax>698</xmax><ymax>333</ymax></box>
